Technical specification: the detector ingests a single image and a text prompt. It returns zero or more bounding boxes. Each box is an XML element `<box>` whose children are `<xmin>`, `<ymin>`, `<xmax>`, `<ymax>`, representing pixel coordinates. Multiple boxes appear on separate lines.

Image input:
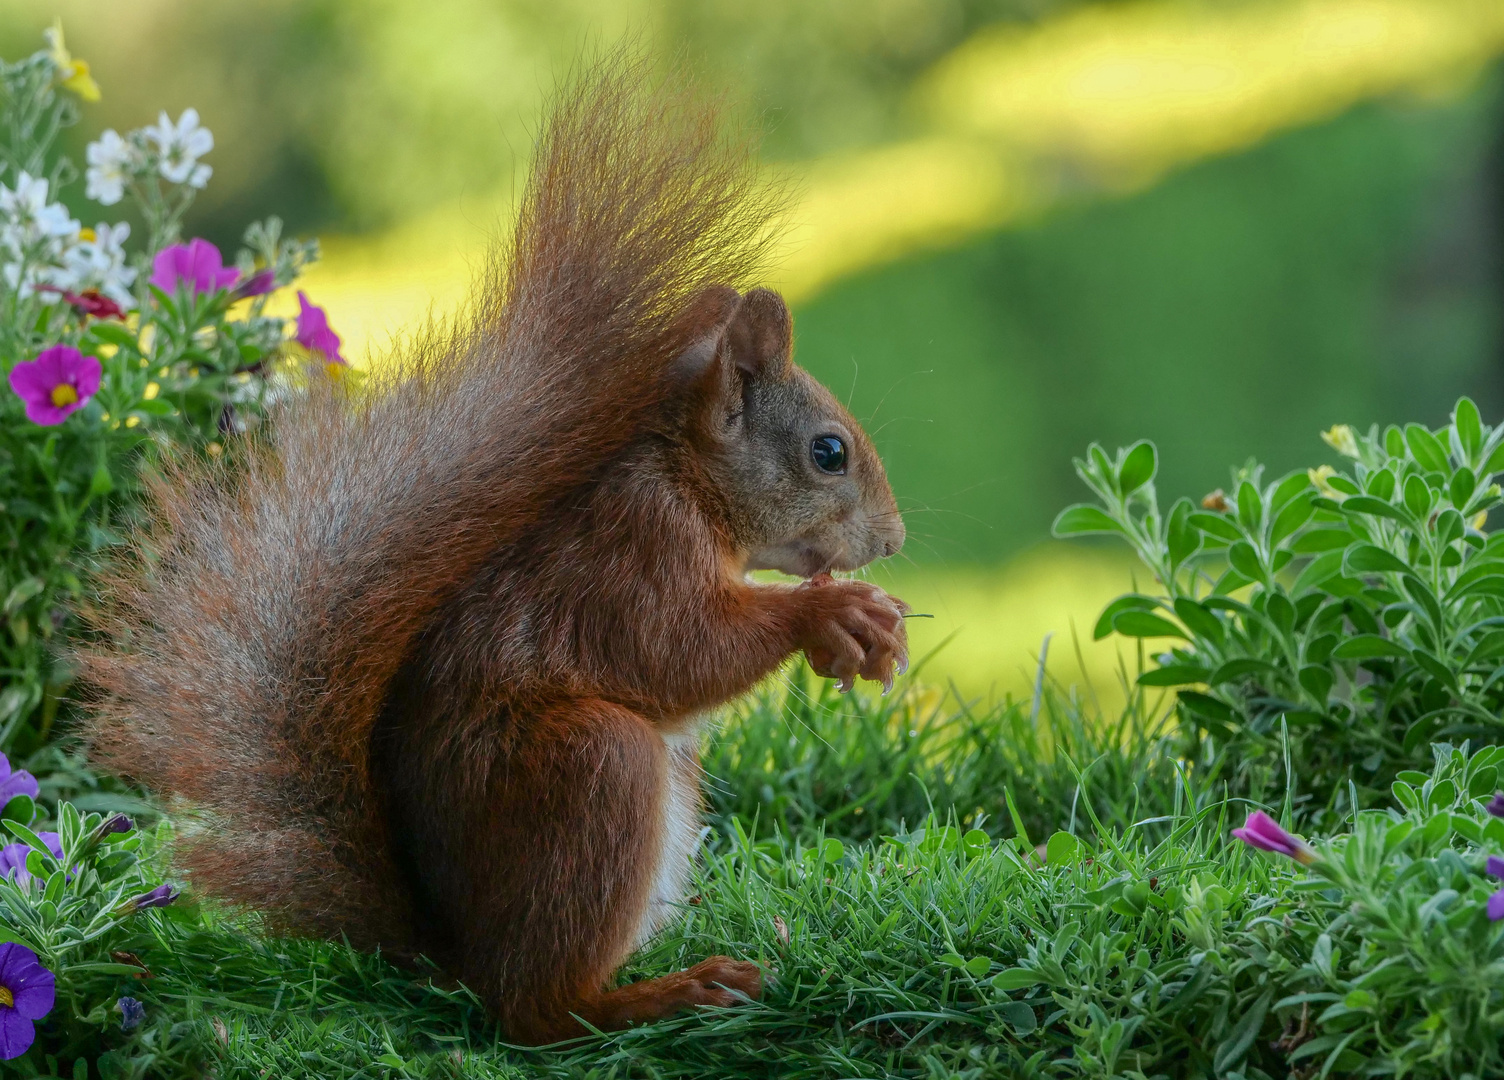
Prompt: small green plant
<box><xmin>0</xmin><ymin>26</ymin><xmax>338</xmax><ymax>761</ymax></box>
<box><xmin>0</xmin><ymin>751</ymin><xmax>195</xmax><ymax>1077</ymax></box>
<box><xmin>1055</xmin><ymin>397</ymin><xmax>1504</xmax><ymax>827</ymax></box>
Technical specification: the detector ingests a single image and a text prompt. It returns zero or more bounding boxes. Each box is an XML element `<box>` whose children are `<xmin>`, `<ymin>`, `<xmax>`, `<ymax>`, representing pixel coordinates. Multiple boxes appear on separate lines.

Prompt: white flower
<box><xmin>64</xmin><ymin>221</ymin><xmax>138</xmax><ymax>308</ymax></box>
<box><xmin>0</xmin><ymin>171</ymin><xmax>80</xmax><ymax>246</ymax></box>
<box><xmin>145</xmin><ymin>108</ymin><xmax>213</xmax><ymax>186</ymax></box>
<box><xmin>85</xmin><ymin>129</ymin><xmax>138</xmax><ymax>206</ymax></box>
<box><xmin>0</xmin><ymin>172</ymin><xmax>81</xmax><ymax>298</ymax></box>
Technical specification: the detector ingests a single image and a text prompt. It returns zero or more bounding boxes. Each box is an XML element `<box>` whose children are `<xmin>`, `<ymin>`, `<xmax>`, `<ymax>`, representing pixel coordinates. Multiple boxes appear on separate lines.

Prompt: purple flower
<box><xmin>1232</xmin><ymin>810</ymin><xmax>1316</xmax><ymax>865</ymax></box>
<box><xmin>149</xmin><ymin>238</ymin><xmax>239</xmax><ymax>297</ymax></box>
<box><xmin>1486</xmin><ymin>792</ymin><xmax>1504</xmax><ymax>819</ymax></box>
<box><xmin>1487</xmin><ymin>856</ymin><xmax>1504</xmax><ymax>922</ymax></box>
<box><xmin>116</xmin><ymin>996</ymin><xmax>144</xmax><ymax>1031</ymax></box>
<box><xmin>0</xmin><ymin>754</ymin><xmax>38</xmax><ymax>805</ymax></box>
<box><xmin>90</xmin><ymin>813</ymin><xmax>133</xmax><ymax>842</ymax></box>
<box><xmin>8</xmin><ymin>344</ymin><xmax>101</xmax><ymax>426</ymax></box>
<box><xmin>231</xmin><ymin>268</ymin><xmax>276</xmax><ymax>300</ymax></box>
<box><xmin>296</xmin><ymin>291</ymin><xmax>344</xmax><ymax>365</ymax></box>
<box><xmin>0</xmin><ymin>942</ymin><xmax>55</xmax><ymax>1060</ymax></box>
<box><xmin>119</xmin><ymin>882</ymin><xmax>179</xmax><ymax>914</ymax></box>
<box><xmin>0</xmin><ymin>833</ymin><xmax>63</xmax><ymax>889</ymax></box>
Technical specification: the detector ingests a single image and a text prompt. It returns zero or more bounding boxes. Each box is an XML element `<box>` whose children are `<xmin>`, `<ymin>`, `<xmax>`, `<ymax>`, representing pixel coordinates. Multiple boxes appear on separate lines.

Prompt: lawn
<box><xmin>15</xmin><ymin>670</ymin><xmax>1504</xmax><ymax>1080</ymax></box>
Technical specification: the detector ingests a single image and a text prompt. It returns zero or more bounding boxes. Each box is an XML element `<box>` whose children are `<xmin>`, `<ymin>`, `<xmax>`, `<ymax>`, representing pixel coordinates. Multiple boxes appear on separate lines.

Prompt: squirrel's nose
<box><xmin>877</xmin><ymin>514</ymin><xmax>905</xmax><ymax>558</ymax></box>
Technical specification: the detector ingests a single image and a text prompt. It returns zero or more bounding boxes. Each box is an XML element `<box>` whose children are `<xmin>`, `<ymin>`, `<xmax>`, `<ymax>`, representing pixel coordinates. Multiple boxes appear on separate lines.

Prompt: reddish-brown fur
<box><xmin>81</xmin><ymin>53</ymin><xmax>906</xmax><ymax>1044</ymax></box>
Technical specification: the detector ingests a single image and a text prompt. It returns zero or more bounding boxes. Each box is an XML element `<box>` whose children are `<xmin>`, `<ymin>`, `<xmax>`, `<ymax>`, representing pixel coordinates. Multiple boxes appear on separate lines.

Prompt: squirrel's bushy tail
<box><xmin>80</xmin><ymin>52</ymin><xmax>783</xmax><ymax>947</ymax></box>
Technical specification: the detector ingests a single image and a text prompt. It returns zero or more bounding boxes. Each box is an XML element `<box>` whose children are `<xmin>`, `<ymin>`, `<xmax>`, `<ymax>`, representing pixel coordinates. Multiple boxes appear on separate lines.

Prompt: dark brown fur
<box><xmin>81</xmin><ymin>52</ymin><xmax>906</xmax><ymax>1044</ymax></box>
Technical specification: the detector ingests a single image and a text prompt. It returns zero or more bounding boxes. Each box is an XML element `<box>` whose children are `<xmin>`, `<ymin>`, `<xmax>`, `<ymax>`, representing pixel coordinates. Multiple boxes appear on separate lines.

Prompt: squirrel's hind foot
<box><xmin>562</xmin><ymin>956</ymin><xmax>762</xmax><ymax>1038</ymax></box>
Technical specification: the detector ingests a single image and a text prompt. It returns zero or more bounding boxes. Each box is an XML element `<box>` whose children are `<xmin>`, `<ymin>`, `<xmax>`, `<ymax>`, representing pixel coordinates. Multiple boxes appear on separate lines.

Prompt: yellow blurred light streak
<box><xmin>297</xmin><ymin>0</ymin><xmax>1504</xmax><ymax>367</ymax></box>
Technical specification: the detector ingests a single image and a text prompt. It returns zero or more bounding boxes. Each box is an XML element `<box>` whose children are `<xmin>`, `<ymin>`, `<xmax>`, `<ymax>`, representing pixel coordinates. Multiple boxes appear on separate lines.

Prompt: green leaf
<box><xmin>1450</xmin><ymin>467</ymin><xmax>1477</xmax><ymax>510</ymax></box>
<box><xmin>1118</xmin><ymin>441</ymin><xmax>1156</xmax><ymax>494</ymax></box>
<box><xmin>1188</xmin><ymin>511</ymin><xmax>1243</xmax><ymax>542</ymax></box>
<box><xmin>1227</xmin><ymin>542</ymin><xmax>1264</xmax><ymax>581</ymax></box>
<box><xmin>996</xmin><ymin>1001</ymin><xmax>1037</xmax><ymax>1035</ymax></box>
<box><xmin>89</xmin><ymin>463</ymin><xmax>113</xmax><ymax>498</ymax></box>
<box><xmin>1045</xmin><ymin>831</ymin><xmax>1082</xmax><ymax>866</ymax></box>
<box><xmin>1052</xmin><ymin>504</ymin><xmax>1123</xmax><ymax>537</ymax></box>
<box><xmin>1344</xmin><ymin>544</ymin><xmax>1409</xmax><ymax>576</ymax></box>
<box><xmin>1213</xmin><ymin>990</ymin><xmax>1271</xmax><ymax>1074</ymax></box>
<box><xmin>133</xmin><ymin>398</ymin><xmax>175</xmax><ymax>416</ymax></box>
<box><xmin>1403</xmin><ymin>473</ymin><xmax>1432</xmax><ymax>518</ymax></box>
<box><xmin>87</xmin><ymin>321</ymin><xmax>139</xmax><ymax>350</ymax></box>
<box><xmin>1454</xmin><ymin>397</ymin><xmax>1483</xmax><ymax>461</ymax></box>
<box><xmin>939</xmin><ymin>952</ymin><xmax>966</xmax><ymax>968</ymax></box>
<box><xmin>1138</xmin><ymin>664</ymin><xmax>1208</xmax><ymax>687</ymax></box>
<box><xmin>1</xmin><ymin>796</ymin><xmax>35</xmax><ymax>826</ymax></box>
<box><xmin>1166</xmin><ymin>498</ymin><xmax>1198</xmax><ymax>564</ymax></box>
<box><xmin>1484</xmin><ymin>438</ymin><xmax>1504</xmax><ymax>477</ymax></box>
<box><xmin>1111</xmin><ymin>611</ymin><xmax>1185</xmax><ymax>639</ymax></box>
<box><xmin>991</xmin><ymin>968</ymin><xmax>1043</xmax><ymax>991</ymax></box>
<box><xmin>1236</xmin><ymin>481</ymin><xmax>1262</xmax><ymax>531</ymax></box>
<box><xmin>1331</xmin><ymin>635</ymin><xmax>1409</xmax><ymax>660</ymax></box>
<box><xmin>1093</xmin><ymin>595</ymin><xmax>1160</xmax><ymax>641</ymax></box>
<box><xmin>1270</xmin><ymin>494</ymin><xmax>1315</xmax><ymax>545</ymax></box>
<box><xmin>1271</xmin><ymin>471</ymin><xmax>1312</xmax><ymax>511</ymax></box>
<box><xmin>1208</xmin><ymin>658</ymin><xmax>1275</xmax><ymax>684</ymax></box>
<box><xmin>1339</xmin><ymin>496</ymin><xmax>1408</xmax><ymax>523</ymax></box>
<box><xmin>3</xmin><ymin>578</ymin><xmax>45</xmax><ymax>616</ymax></box>
<box><xmin>1366</xmin><ymin>468</ymin><xmax>1396</xmax><ymax>501</ymax></box>
<box><xmin>1406</xmin><ymin>423</ymin><xmax>1451</xmax><ymax>471</ymax></box>
<box><xmin>1172</xmin><ymin>598</ymin><xmax>1224</xmax><ymax>643</ymax></box>
<box><xmin>820</xmin><ymin>837</ymin><xmax>845</xmax><ymax>863</ymax></box>
<box><xmin>1178</xmin><ymin>691</ymin><xmax>1235</xmax><ymax>727</ymax></box>
<box><xmin>1298</xmin><ymin>665</ymin><xmax>1333</xmax><ymax>703</ymax></box>
<box><xmin>963</xmin><ymin>956</ymin><xmax>992</xmax><ymax>979</ymax></box>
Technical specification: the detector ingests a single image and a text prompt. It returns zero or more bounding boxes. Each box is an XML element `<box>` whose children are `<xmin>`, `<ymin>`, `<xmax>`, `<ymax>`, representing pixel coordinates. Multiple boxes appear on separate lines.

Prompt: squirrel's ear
<box><xmin>668</xmin><ymin>286</ymin><xmax>741</xmax><ymax>384</ymax></box>
<box><xmin>723</xmin><ymin>288</ymin><xmax>791</xmax><ymax>380</ymax></box>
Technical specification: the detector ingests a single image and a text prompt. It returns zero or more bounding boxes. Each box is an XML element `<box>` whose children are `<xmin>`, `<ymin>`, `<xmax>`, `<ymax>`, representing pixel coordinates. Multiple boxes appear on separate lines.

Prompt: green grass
<box><xmin>26</xmin><ymin>668</ymin><xmax>1504</xmax><ymax>1080</ymax></box>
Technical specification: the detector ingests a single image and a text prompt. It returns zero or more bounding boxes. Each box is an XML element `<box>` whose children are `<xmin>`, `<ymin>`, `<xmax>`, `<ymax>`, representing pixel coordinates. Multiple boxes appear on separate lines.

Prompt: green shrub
<box><xmin>1056</xmin><ymin>397</ymin><xmax>1504</xmax><ymax>829</ymax></box>
<box><xmin>0</xmin><ymin>30</ymin><xmax>324</xmax><ymax>761</ymax></box>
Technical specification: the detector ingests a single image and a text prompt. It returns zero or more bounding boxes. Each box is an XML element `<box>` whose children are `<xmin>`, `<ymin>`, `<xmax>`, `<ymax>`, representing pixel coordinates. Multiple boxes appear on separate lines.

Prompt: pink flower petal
<box><xmin>72</xmin><ymin>354</ymin><xmax>102</xmax><ymax>398</ymax></box>
<box><xmin>8</xmin><ymin>360</ymin><xmax>49</xmax><ymax>401</ymax></box>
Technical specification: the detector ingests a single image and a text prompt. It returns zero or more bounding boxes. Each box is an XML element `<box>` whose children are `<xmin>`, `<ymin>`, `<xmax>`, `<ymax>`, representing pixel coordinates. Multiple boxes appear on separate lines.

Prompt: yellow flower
<box><xmin>1308</xmin><ymin>464</ymin><xmax>1342</xmax><ymax>500</ymax></box>
<box><xmin>1320</xmin><ymin>424</ymin><xmax>1358</xmax><ymax>459</ymax></box>
<box><xmin>77</xmin><ymin>226</ymin><xmax>96</xmax><ymax>243</ymax></box>
<box><xmin>44</xmin><ymin>20</ymin><xmax>101</xmax><ymax>103</ymax></box>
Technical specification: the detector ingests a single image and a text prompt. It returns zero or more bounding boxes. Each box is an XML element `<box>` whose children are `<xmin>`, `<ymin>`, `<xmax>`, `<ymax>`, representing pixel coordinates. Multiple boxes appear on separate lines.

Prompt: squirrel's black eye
<box><xmin>810</xmin><ymin>435</ymin><xmax>847</xmax><ymax>475</ymax></box>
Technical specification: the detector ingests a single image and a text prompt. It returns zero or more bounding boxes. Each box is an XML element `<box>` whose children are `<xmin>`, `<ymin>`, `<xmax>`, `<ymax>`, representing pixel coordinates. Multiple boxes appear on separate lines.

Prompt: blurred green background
<box><xmin>5</xmin><ymin>0</ymin><xmax>1504</xmax><ymax>699</ymax></box>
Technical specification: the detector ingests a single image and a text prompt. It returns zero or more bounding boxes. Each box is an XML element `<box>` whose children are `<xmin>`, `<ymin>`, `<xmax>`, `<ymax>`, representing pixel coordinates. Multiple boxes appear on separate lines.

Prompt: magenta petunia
<box><xmin>0</xmin><ymin>942</ymin><xmax>54</xmax><ymax>1060</ymax></box>
<box><xmin>296</xmin><ymin>291</ymin><xmax>344</xmax><ymax>365</ymax></box>
<box><xmin>232</xmin><ymin>268</ymin><xmax>276</xmax><ymax>299</ymax></box>
<box><xmin>1232</xmin><ymin>810</ymin><xmax>1316</xmax><ymax>865</ymax></box>
<box><xmin>8</xmin><ymin>344</ymin><xmax>101</xmax><ymax>425</ymax></box>
<box><xmin>0</xmin><ymin>833</ymin><xmax>63</xmax><ymax>889</ymax></box>
<box><xmin>0</xmin><ymin>754</ymin><xmax>37</xmax><ymax>805</ymax></box>
<box><xmin>149</xmin><ymin>238</ymin><xmax>240</xmax><ymax>297</ymax></box>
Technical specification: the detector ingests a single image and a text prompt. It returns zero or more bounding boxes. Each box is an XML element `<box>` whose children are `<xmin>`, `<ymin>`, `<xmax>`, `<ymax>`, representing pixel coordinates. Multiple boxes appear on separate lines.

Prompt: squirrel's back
<box><xmin>80</xmin><ymin>53</ymin><xmax>784</xmax><ymax>949</ymax></box>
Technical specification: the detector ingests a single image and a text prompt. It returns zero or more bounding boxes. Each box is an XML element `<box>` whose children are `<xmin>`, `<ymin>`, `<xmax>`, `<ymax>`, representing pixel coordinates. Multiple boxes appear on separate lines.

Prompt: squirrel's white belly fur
<box><xmin>634</xmin><ymin>720</ymin><xmax>707</xmax><ymax>947</ymax></box>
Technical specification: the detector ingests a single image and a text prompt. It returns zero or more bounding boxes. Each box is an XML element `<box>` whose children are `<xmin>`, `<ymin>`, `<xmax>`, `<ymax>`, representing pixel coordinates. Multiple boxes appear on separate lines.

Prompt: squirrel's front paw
<box><xmin>795</xmin><ymin>575</ymin><xmax>909</xmax><ymax>693</ymax></box>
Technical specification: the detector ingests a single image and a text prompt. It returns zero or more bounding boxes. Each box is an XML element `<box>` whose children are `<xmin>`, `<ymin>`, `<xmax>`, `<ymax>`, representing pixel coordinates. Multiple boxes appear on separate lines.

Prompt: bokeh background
<box><xmin>6</xmin><ymin>0</ymin><xmax>1503</xmax><ymax>701</ymax></box>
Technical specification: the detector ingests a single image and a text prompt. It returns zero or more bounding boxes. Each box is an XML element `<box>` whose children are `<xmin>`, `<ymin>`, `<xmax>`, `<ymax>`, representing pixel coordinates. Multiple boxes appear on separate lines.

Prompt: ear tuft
<box><xmin>725</xmin><ymin>288</ymin><xmax>791</xmax><ymax>379</ymax></box>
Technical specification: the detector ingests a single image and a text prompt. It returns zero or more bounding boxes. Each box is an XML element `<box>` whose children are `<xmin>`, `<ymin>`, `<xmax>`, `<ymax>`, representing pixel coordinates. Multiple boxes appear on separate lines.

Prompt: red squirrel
<box><xmin>81</xmin><ymin>54</ymin><xmax>907</xmax><ymax>1044</ymax></box>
